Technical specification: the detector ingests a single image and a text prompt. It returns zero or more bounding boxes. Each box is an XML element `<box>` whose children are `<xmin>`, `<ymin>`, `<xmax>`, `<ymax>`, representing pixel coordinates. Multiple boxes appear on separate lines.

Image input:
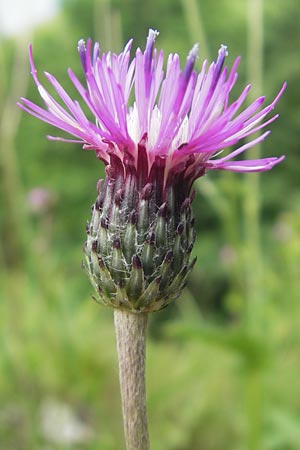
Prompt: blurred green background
<box><xmin>1</xmin><ymin>0</ymin><xmax>300</xmax><ymax>449</ymax></box>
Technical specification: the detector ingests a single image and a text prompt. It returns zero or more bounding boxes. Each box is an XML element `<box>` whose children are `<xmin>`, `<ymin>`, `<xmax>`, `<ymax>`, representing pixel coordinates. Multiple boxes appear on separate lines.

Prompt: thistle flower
<box><xmin>18</xmin><ymin>30</ymin><xmax>285</xmax><ymax>313</ymax></box>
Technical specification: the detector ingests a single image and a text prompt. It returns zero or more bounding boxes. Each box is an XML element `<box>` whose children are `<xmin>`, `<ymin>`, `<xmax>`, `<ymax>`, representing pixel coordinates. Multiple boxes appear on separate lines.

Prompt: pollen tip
<box><xmin>148</xmin><ymin>29</ymin><xmax>159</xmax><ymax>42</ymax></box>
<box><xmin>219</xmin><ymin>44</ymin><xmax>229</xmax><ymax>60</ymax></box>
<box><xmin>144</xmin><ymin>29</ymin><xmax>159</xmax><ymax>65</ymax></box>
<box><xmin>78</xmin><ymin>39</ymin><xmax>88</xmax><ymax>71</ymax></box>
<box><xmin>78</xmin><ymin>39</ymin><xmax>86</xmax><ymax>53</ymax></box>
<box><xmin>188</xmin><ymin>43</ymin><xmax>199</xmax><ymax>62</ymax></box>
<box><xmin>219</xmin><ymin>44</ymin><xmax>228</xmax><ymax>57</ymax></box>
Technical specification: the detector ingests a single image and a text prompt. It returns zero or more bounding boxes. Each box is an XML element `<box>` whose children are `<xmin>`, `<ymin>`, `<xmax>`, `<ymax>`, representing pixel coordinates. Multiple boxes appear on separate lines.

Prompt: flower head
<box><xmin>19</xmin><ymin>30</ymin><xmax>286</xmax><ymax>312</ymax></box>
<box><xmin>19</xmin><ymin>29</ymin><xmax>285</xmax><ymax>182</ymax></box>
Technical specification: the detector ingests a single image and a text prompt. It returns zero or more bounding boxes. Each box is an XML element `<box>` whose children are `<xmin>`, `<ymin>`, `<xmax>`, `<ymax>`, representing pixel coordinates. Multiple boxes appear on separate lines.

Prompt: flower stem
<box><xmin>114</xmin><ymin>309</ymin><xmax>150</xmax><ymax>450</ymax></box>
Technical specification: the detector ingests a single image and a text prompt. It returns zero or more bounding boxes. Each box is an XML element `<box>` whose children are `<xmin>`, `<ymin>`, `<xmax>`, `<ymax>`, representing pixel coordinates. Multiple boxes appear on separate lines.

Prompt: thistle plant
<box><xmin>19</xmin><ymin>30</ymin><xmax>285</xmax><ymax>450</ymax></box>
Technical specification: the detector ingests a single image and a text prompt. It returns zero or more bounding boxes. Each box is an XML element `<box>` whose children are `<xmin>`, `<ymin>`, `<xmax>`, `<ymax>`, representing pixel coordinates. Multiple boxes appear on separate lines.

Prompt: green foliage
<box><xmin>1</xmin><ymin>0</ymin><xmax>300</xmax><ymax>448</ymax></box>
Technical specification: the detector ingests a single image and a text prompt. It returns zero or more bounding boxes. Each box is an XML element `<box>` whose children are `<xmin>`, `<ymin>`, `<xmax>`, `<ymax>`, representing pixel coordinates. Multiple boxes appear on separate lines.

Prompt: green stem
<box><xmin>245</xmin><ymin>368</ymin><xmax>263</xmax><ymax>450</ymax></box>
<box><xmin>243</xmin><ymin>4</ymin><xmax>265</xmax><ymax>450</ymax></box>
<box><xmin>244</xmin><ymin>0</ymin><xmax>264</xmax><ymax>329</ymax></box>
<box><xmin>0</xmin><ymin>36</ymin><xmax>31</xmax><ymax>268</ymax></box>
<box><xmin>114</xmin><ymin>309</ymin><xmax>150</xmax><ymax>450</ymax></box>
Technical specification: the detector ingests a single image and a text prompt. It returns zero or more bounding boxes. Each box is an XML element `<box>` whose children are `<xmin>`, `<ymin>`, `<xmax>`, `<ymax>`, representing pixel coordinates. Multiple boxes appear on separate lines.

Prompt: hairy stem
<box><xmin>114</xmin><ymin>309</ymin><xmax>150</xmax><ymax>450</ymax></box>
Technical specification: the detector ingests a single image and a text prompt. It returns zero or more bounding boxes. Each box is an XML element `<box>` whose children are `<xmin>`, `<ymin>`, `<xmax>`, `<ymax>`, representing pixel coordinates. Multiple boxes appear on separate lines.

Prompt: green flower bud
<box><xmin>83</xmin><ymin>151</ymin><xmax>196</xmax><ymax>313</ymax></box>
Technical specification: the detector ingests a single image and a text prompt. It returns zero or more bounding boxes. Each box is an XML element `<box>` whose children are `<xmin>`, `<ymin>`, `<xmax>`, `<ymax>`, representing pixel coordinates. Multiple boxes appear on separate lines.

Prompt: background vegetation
<box><xmin>0</xmin><ymin>0</ymin><xmax>300</xmax><ymax>449</ymax></box>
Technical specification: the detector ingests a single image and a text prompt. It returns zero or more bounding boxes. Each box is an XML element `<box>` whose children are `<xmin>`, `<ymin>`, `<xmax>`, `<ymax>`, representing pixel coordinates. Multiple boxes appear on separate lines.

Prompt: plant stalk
<box><xmin>114</xmin><ymin>309</ymin><xmax>150</xmax><ymax>450</ymax></box>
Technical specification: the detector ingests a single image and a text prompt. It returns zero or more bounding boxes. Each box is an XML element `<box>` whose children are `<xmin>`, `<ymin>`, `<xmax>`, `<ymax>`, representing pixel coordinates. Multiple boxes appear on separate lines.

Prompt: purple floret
<box><xmin>18</xmin><ymin>29</ymin><xmax>286</xmax><ymax>183</ymax></box>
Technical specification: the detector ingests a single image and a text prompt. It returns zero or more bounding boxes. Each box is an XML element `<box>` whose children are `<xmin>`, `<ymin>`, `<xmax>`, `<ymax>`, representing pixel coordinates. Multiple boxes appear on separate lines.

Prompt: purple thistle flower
<box><xmin>18</xmin><ymin>30</ymin><xmax>286</xmax><ymax>312</ymax></box>
<box><xmin>18</xmin><ymin>29</ymin><xmax>285</xmax><ymax>181</ymax></box>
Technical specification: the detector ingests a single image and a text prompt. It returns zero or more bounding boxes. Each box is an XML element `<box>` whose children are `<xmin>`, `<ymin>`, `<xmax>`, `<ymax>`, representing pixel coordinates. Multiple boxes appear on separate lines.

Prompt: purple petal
<box><xmin>19</xmin><ymin>31</ymin><xmax>285</xmax><ymax>181</ymax></box>
<box><xmin>206</xmin><ymin>156</ymin><xmax>285</xmax><ymax>172</ymax></box>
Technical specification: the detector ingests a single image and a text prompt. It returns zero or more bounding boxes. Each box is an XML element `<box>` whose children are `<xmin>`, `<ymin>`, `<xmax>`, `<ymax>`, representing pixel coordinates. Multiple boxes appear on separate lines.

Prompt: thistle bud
<box><xmin>84</xmin><ymin>150</ymin><xmax>196</xmax><ymax>313</ymax></box>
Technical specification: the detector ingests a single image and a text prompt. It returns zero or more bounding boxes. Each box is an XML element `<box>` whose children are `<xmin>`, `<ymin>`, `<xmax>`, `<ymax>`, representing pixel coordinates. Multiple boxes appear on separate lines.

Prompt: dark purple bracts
<box><xmin>84</xmin><ymin>143</ymin><xmax>196</xmax><ymax>312</ymax></box>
